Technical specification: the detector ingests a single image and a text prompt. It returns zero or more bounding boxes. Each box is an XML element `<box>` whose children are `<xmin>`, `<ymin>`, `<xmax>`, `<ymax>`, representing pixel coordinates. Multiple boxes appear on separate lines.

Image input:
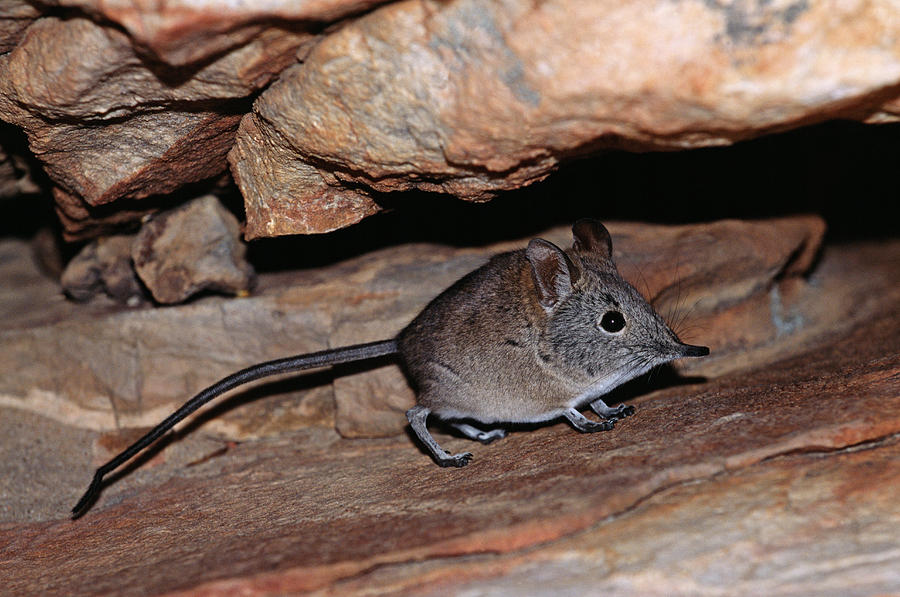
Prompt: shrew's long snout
<box><xmin>678</xmin><ymin>343</ymin><xmax>710</xmax><ymax>358</ymax></box>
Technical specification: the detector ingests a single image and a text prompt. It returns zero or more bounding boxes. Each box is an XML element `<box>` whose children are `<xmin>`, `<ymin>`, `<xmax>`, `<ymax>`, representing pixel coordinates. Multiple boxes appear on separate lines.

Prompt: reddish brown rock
<box><xmin>132</xmin><ymin>195</ymin><xmax>256</xmax><ymax>304</ymax></box>
<box><xmin>611</xmin><ymin>216</ymin><xmax>831</xmax><ymax>377</ymax></box>
<box><xmin>0</xmin><ymin>0</ymin><xmax>40</xmax><ymax>53</ymax></box>
<box><xmin>320</xmin><ymin>439</ymin><xmax>900</xmax><ymax>597</ymax></box>
<box><xmin>32</xmin><ymin>105</ymin><xmax>241</xmax><ymax>238</ymax></box>
<box><xmin>231</xmin><ymin>0</ymin><xmax>900</xmax><ymax>236</ymax></box>
<box><xmin>0</xmin><ymin>15</ymin><xmax>310</xmax><ymax>238</ymax></box>
<box><xmin>39</xmin><ymin>0</ymin><xmax>388</xmax><ymax>65</ymax></box>
<box><xmin>1</xmin><ymin>244</ymin><xmax>897</xmax><ymax>594</ymax></box>
<box><xmin>230</xmin><ymin>115</ymin><xmax>383</xmax><ymax>238</ymax></box>
<box><xmin>0</xmin><ymin>285</ymin><xmax>337</xmax><ymax>440</ymax></box>
<box><xmin>35</xmin><ymin>109</ymin><xmax>242</xmax><ymax>205</ymax></box>
<box><xmin>1</xmin><ymin>17</ymin><xmax>307</xmax><ymax>119</ymax></box>
<box><xmin>329</xmin><ymin>279</ymin><xmax>426</xmax><ymax>438</ymax></box>
<box><xmin>53</xmin><ymin>187</ymin><xmax>166</xmax><ymax>243</ymax></box>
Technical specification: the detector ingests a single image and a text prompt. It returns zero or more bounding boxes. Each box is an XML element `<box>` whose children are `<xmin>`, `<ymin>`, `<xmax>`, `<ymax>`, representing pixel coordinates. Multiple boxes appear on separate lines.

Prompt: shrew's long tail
<box><xmin>71</xmin><ymin>339</ymin><xmax>398</xmax><ymax>518</ymax></box>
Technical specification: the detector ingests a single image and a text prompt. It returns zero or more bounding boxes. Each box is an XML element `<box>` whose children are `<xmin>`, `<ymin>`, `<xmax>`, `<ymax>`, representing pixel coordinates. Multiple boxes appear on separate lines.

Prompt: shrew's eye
<box><xmin>599</xmin><ymin>311</ymin><xmax>626</xmax><ymax>333</ymax></box>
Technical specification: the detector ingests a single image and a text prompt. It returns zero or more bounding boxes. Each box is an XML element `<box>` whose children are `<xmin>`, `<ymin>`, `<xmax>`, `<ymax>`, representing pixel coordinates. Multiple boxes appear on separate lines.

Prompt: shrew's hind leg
<box><xmin>589</xmin><ymin>397</ymin><xmax>635</xmax><ymax>420</ymax></box>
<box><xmin>564</xmin><ymin>408</ymin><xmax>615</xmax><ymax>432</ymax></box>
<box><xmin>407</xmin><ymin>405</ymin><xmax>472</xmax><ymax>467</ymax></box>
<box><xmin>450</xmin><ymin>422</ymin><xmax>508</xmax><ymax>444</ymax></box>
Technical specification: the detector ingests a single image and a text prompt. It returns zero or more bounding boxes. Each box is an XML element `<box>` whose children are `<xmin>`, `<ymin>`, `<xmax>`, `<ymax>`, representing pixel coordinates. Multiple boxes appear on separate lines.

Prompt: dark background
<box><xmin>2</xmin><ymin>118</ymin><xmax>896</xmax><ymax>272</ymax></box>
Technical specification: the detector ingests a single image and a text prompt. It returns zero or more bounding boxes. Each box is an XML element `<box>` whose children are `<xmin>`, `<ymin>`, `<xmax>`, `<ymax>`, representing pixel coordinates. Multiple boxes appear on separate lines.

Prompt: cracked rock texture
<box><xmin>0</xmin><ymin>1</ymin><xmax>39</xmax><ymax>54</ymax></box>
<box><xmin>1</xmin><ymin>219</ymin><xmax>898</xmax><ymax>595</ymax></box>
<box><xmin>0</xmin><ymin>12</ymin><xmax>311</xmax><ymax>239</ymax></box>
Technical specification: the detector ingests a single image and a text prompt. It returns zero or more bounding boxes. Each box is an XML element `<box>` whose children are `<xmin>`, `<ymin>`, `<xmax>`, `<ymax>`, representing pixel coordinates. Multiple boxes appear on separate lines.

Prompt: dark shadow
<box><xmin>600</xmin><ymin>364</ymin><xmax>708</xmax><ymax>406</ymax></box>
<box><xmin>245</xmin><ymin>119</ymin><xmax>900</xmax><ymax>276</ymax></box>
<box><xmin>10</xmin><ymin>117</ymin><xmax>899</xmax><ymax>279</ymax></box>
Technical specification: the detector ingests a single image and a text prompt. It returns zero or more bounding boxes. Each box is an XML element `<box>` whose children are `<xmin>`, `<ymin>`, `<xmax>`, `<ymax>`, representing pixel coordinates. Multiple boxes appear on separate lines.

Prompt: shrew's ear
<box><xmin>526</xmin><ymin>239</ymin><xmax>574</xmax><ymax>310</ymax></box>
<box><xmin>572</xmin><ymin>219</ymin><xmax>613</xmax><ymax>260</ymax></box>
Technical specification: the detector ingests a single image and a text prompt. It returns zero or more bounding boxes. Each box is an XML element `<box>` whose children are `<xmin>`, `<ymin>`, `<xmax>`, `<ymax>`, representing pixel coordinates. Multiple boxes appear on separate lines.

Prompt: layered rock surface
<box><xmin>1</xmin><ymin>220</ymin><xmax>898</xmax><ymax>595</ymax></box>
<box><xmin>0</xmin><ymin>11</ymin><xmax>312</xmax><ymax>239</ymax></box>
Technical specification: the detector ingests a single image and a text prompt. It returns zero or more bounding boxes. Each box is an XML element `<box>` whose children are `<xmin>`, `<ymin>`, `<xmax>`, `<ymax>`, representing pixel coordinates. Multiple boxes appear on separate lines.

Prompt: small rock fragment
<box><xmin>132</xmin><ymin>195</ymin><xmax>256</xmax><ymax>304</ymax></box>
<box><xmin>60</xmin><ymin>234</ymin><xmax>145</xmax><ymax>304</ymax></box>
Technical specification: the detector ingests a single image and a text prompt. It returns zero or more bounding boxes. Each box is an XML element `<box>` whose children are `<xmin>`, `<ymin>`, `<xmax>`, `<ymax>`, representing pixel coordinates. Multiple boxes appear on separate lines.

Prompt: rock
<box><xmin>60</xmin><ymin>234</ymin><xmax>145</xmax><ymax>304</ymax></box>
<box><xmin>132</xmin><ymin>195</ymin><xmax>256</xmax><ymax>304</ymax></box>
<box><xmin>5</xmin><ymin>0</ymin><xmax>900</xmax><ymax>240</ymax></box>
<box><xmin>230</xmin><ymin>114</ymin><xmax>383</xmax><ymax>238</ymax></box>
<box><xmin>610</xmin><ymin>216</ymin><xmax>830</xmax><ymax>378</ymax></box>
<box><xmin>0</xmin><ymin>238</ymin><xmax>88</xmax><ymax>333</ymax></box>
<box><xmin>0</xmin><ymin>0</ymin><xmax>40</xmax><ymax>54</ymax></box>
<box><xmin>231</xmin><ymin>0</ymin><xmax>900</xmax><ymax>236</ymax></box>
<box><xmin>0</xmin><ymin>263</ymin><xmax>337</xmax><ymax>441</ymax></box>
<box><xmin>1</xmin><ymin>17</ymin><xmax>307</xmax><ymax>120</ymax></box>
<box><xmin>1</xmin><ymin>239</ymin><xmax>897</xmax><ymax>594</ymax></box>
<box><xmin>325</xmin><ymin>437</ymin><xmax>900</xmax><ymax>597</ymax></box>
<box><xmin>0</xmin><ymin>15</ymin><xmax>310</xmax><ymax>238</ymax></box>
<box><xmin>37</xmin><ymin>104</ymin><xmax>241</xmax><ymax>238</ymax></box>
<box><xmin>42</xmin><ymin>108</ymin><xmax>241</xmax><ymax>203</ymax></box>
<box><xmin>53</xmin><ymin>186</ymin><xmax>167</xmax><ymax>243</ymax></box>
<box><xmin>330</xmin><ymin>283</ymin><xmax>425</xmax><ymax>438</ymax></box>
<box><xmin>38</xmin><ymin>0</ymin><xmax>388</xmax><ymax>66</ymax></box>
